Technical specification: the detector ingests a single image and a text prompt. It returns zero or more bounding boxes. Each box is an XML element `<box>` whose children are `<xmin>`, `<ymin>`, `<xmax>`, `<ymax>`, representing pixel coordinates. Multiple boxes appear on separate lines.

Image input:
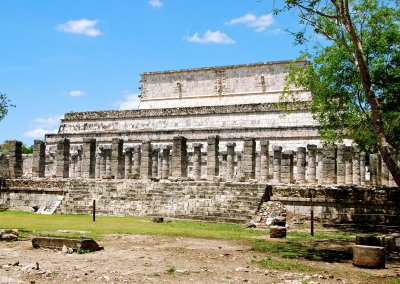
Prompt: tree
<box><xmin>0</xmin><ymin>92</ymin><xmax>13</xmax><ymax>122</ymax></box>
<box><xmin>278</xmin><ymin>0</ymin><xmax>400</xmax><ymax>186</ymax></box>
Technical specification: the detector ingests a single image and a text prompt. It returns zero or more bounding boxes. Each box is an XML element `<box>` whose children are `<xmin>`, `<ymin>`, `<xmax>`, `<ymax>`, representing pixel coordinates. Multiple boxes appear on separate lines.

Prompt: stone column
<box><xmin>321</xmin><ymin>145</ymin><xmax>337</xmax><ymax>184</ymax></box>
<box><xmin>273</xmin><ymin>146</ymin><xmax>282</xmax><ymax>184</ymax></box>
<box><xmin>336</xmin><ymin>144</ymin><xmax>346</xmax><ymax>185</ymax></box>
<box><xmin>111</xmin><ymin>138</ymin><xmax>124</xmax><ymax>179</ymax></box>
<box><xmin>81</xmin><ymin>139</ymin><xmax>96</xmax><ymax>179</ymax></box>
<box><xmin>381</xmin><ymin>161</ymin><xmax>390</xmax><ymax>186</ymax></box>
<box><xmin>152</xmin><ymin>149</ymin><xmax>159</xmax><ymax>178</ymax></box>
<box><xmin>220</xmin><ymin>151</ymin><xmax>227</xmax><ymax>179</ymax></box>
<box><xmin>345</xmin><ymin>146</ymin><xmax>353</xmax><ymax>185</ymax></box>
<box><xmin>243</xmin><ymin>138</ymin><xmax>256</xmax><ymax>180</ymax></box>
<box><xmin>132</xmin><ymin>145</ymin><xmax>141</xmax><ymax>178</ymax></box>
<box><xmin>32</xmin><ymin>140</ymin><xmax>45</xmax><ymax>178</ymax></box>
<box><xmin>172</xmin><ymin>136</ymin><xmax>188</xmax><ymax>178</ymax></box>
<box><xmin>352</xmin><ymin>145</ymin><xmax>361</xmax><ymax>185</ymax></box>
<box><xmin>207</xmin><ymin>135</ymin><xmax>219</xmax><ymax>180</ymax></box>
<box><xmin>95</xmin><ymin>152</ymin><xmax>101</xmax><ymax>179</ymax></box>
<box><xmin>69</xmin><ymin>153</ymin><xmax>77</xmax><ymax>178</ymax></box>
<box><xmin>307</xmin><ymin>144</ymin><xmax>317</xmax><ymax>184</ymax></box>
<box><xmin>295</xmin><ymin>147</ymin><xmax>306</xmax><ymax>184</ymax></box>
<box><xmin>8</xmin><ymin>140</ymin><xmax>23</xmax><ymax>178</ymax></box>
<box><xmin>99</xmin><ymin>148</ymin><xmax>107</xmax><ymax>177</ymax></box>
<box><xmin>260</xmin><ymin>141</ymin><xmax>269</xmax><ymax>182</ymax></box>
<box><xmin>56</xmin><ymin>139</ymin><xmax>70</xmax><ymax>178</ymax></box>
<box><xmin>124</xmin><ymin>147</ymin><xmax>133</xmax><ymax>179</ymax></box>
<box><xmin>360</xmin><ymin>151</ymin><xmax>366</xmax><ymax>185</ymax></box>
<box><xmin>281</xmin><ymin>150</ymin><xmax>294</xmax><ymax>184</ymax></box>
<box><xmin>236</xmin><ymin>152</ymin><xmax>242</xmax><ymax>178</ymax></box>
<box><xmin>369</xmin><ymin>154</ymin><xmax>379</xmax><ymax>186</ymax></box>
<box><xmin>141</xmin><ymin>141</ymin><xmax>152</xmax><ymax>179</ymax></box>
<box><xmin>161</xmin><ymin>146</ymin><xmax>171</xmax><ymax>179</ymax></box>
<box><xmin>105</xmin><ymin>150</ymin><xmax>111</xmax><ymax>176</ymax></box>
<box><xmin>226</xmin><ymin>143</ymin><xmax>236</xmax><ymax>181</ymax></box>
<box><xmin>75</xmin><ymin>149</ymin><xmax>82</xmax><ymax>178</ymax></box>
<box><xmin>255</xmin><ymin>152</ymin><xmax>261</xmax><ymax>180</ymax></box>
<box><xmin>316</xmin><ymin>148</ymin><xmax>323</xmax><ymax>184</ymax></box>
<box><xmin>192</xmin><ymin>143</ymin><xmax>203</xmax><ymax>181</ymax></box>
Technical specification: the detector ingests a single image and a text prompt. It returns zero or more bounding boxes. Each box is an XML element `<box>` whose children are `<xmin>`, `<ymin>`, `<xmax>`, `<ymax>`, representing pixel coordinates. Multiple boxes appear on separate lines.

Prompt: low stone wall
<box><xmin>2</xmin><ymin>179</ymin><xmax>267</xmax><ymax>223</ymax></box>
<box><xmin>270</xmin><ymin>185</ymin><xmax>400</xmax><ymax>224</ymax></box>
<box><xmin>2</xmin><ymin>179</ymin><xmax>399</xmax><ymax>224</ymax></box>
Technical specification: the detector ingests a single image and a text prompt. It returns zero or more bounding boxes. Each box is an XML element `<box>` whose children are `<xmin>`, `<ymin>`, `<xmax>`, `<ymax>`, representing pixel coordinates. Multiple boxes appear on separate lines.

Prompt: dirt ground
<box><xmin>1</xmin><ymin>234</ymin><xmax>400</xmax><ymax>284</ymax></box>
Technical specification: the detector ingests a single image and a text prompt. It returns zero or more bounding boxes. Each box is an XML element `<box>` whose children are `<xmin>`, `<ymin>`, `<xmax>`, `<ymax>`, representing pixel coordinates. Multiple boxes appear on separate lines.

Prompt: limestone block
<box><xmin>353</xmin><ymin>245</ymin><xmax>385</xmax><ymax>269</ymax></box>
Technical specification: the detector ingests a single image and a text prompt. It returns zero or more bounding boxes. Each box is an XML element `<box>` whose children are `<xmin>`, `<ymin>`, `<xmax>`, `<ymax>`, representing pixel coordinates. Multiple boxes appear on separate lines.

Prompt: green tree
<box><xmin>278</xmin><ymin>0</ymin><xmax>400</xmax><ymax>186</ymax></box>
<box><xmin>0</xmin><ymin>92</ymin><xmax>13</xmax><ymax>122</ymax></box>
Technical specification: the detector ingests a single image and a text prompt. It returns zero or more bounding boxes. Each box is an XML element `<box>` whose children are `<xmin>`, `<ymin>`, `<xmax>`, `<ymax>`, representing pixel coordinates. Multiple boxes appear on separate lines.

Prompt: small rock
<box><xmin>151</xmin><ymin>217</ymin><xmax>164</xmax><ymax>223</ymax></box>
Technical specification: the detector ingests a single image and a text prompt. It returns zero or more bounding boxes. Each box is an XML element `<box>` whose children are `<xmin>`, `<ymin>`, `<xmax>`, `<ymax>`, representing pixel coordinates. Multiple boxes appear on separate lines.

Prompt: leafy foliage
<box><xmin>0</xmin><ymin>92</ymin><xmax>14</xmax><ymax>122</ymax></box>
<box><xmin>281</xmin><ymin>0</ymin><xmax>400</xmax><ymax>152</ymax></box>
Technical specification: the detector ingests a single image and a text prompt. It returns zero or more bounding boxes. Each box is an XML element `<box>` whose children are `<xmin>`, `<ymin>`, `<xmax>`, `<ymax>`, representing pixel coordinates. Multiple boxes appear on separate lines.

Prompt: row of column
<box><xmin>4</xmin><ymin>138</ymin><xmax>398</xmax><ymax>187</ymax></box>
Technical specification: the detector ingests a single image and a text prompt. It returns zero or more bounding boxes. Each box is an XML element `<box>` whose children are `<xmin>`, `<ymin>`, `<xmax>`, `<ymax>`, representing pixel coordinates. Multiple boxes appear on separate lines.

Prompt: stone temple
<box><xmin>0</xmin><ymin>60</ymin><xmax>399</xmax><ymax>224</ymax></box>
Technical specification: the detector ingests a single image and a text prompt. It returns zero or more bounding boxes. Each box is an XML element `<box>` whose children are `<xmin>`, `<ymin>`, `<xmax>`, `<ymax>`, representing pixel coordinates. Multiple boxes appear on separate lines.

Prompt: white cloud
<box><xmin>186</xmin><ymin>30</ymin><xmax>235</xmax><ymax>45</ymax></box>
<box><xmin>114</xmin><ymin>94</ymin><xmax>140</xmax><ymax>110</ymax></box>
<box><xmin>227</xmin><ymin>13</ymin><xmax>275</xmax><ymax>32</ymax></box>
<box><xmin>57</xmin><ymin>19</ymin><xmax>101</xmax><ymax>37</ymax></box>
<box><xmin>69</xmin><ymin>90</ymin><xmax>86</xmax><ymax>97</ymax></box>
<box><xmin>149</xmin><ymin>0</ymin><xmax>163</xmax><ymax>8</ymax></box>
<box><xmin>23</xmin><ymin>115</ymin><xmax>63</xmax><ymax>139</ymax></box>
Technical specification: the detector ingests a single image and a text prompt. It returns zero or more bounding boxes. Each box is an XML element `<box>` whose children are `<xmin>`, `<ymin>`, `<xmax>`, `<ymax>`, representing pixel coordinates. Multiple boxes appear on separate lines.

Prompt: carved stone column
<box><xmin>141</xmin><ymin>141</ymin><xmax>152</xmax><ymax>179</ymax></box>
<box><xmin>32</xmin><ymin>140</ymin><xmax>45</xmax><ymax>178</ymax></box>
<box><xmin>255</xmin><ymin>152</ymin><xmax>261</xmax><ymax>180</ymax></box>
<box><xmin>132</xmin><ymin>145</ymin><xmax>141</xmax><ymax>178</ymax></box>
<box><xmin>172</xmin><ymin>136</ymin><xmax>188</xmax><ymax>178</ymax></box>
<box><xmin>226</xmin><ymin>143</ymin><xmax>236</xmax><ymax>181</ymax></box>
<box><xmin>345</xmin><ymin>146</ymin><xmax>353</xmax><ymax>185</ymax></box>
<box><xmin>307</xmin><ymin>144</ymin><xmax>317</xmax><ymax>184</ymax></box>
<box><xmin>152</xmin><ymin>149</ymin><xmax>159</xmax><ymax>178</ymax></box>
<box><xmin>8</xmin><ymin>140</ymin><xmax>23</xmax><ymax>178</ymax></box>
<box><xmin>296</xmin><ymin>147</ymin><xmax>306</xmax><ymax>184</ymax></box>
<box><xmin>352</xmin><ymin>145</ymin><xmax>361</xmax><ymax>185</ymax></box>
<box><xmin>321</xmin><ymin>145</ymin><xmax>336</xmax><ymax>184</ymax></box>
<box><xmin>192</xmin><ymin>143</ymin><xmax>203</xmax><ymax>181</ymax></box>
<box><xmin>273</xmin><ymin>146</ymin><xmax>282</xmax><ymax>184</ymax></box>
<box><xmin>281</xmin><ymin>150</ymin><xmax>294</xmax><ymax>184</ymax></box>
<box><xmin>161</xmin><ymin>146</ymin><xmax>171</xmax><ymax>179</ymax></box>
<box><xmin>111</xmin><ymin>138</ymin><xmax>124</xmax><ymax>179</ymax></box>
<box><xmin>124</xmin><ymin>147</ymin><xmax>133</xmax><ymax>178</ymax></box>
<box><xmin>336</xmin><ymin>144</ymin><xmax>346</xmax><ymax>185</ymax></box>
<box><xmin>260</xmin><ymin>141</ymin><xmax>269</xmax><ymax>182</ymax></box>
<box><xmin>243</xmin><ymin>138</ymin><xmax>256</xmax><ymax>180</ymax></box>
<box><xmin>56</xmin><ymin>139</ymin><xmax>70</xmax><ymax>178</ymax></box>
<box><xmin>207</xmin><ymin>135</ymin><xmax>219</xmax><ymax>180</ymax></box>
<box><xmin>75</xmin><ymin>149</ymin><xmax>82</xmax><ymax>178</ymax></box>
<box><xmin>82</xmin><ymin>138</ymin><xmax>96</xmax><ymax>179</ymax></box>
<box><xmin>95</xmin><ymin>152</ymin><xmax>101</xmax><ymax>178</ymax></box>
<box><xmin>360</xmin><ymin>151</ymin><xmax>366</xmax><ymax>185</ymax></box>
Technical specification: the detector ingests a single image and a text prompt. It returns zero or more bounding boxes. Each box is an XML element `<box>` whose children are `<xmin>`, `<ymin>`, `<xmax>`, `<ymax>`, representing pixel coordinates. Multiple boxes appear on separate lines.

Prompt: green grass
<box><xmin>260</xmin><ymin>256</ymin><xmax>319</xmax><ymax>272</ymax></box>
<box><xmin>0</xmin><ymin>211</ymin><xmax>265</xmax><ymax>240</ymax></box>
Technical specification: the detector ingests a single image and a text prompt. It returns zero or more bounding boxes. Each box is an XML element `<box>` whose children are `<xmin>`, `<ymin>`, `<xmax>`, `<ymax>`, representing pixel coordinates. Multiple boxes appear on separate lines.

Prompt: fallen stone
<box><xmin>353</xmin><ymin>245</ymin><xmax>385</xmax><ymax>269</ymax></box>
<box><xmin>151</xmin><ymin>217</ymin><xmax>164</xmax><ymax>223</ymax></box>
<box><xmin>32</xmin><ymin>237</ymin><xmax>103</xmax><ymax>252</ymax></box>
<box><xmin>0</xmin><ymin>229</ymin><xmax>18</xmax><ymax>241</ymax></box>
<box><xmin>269</xmin><ymin>226</ymin><xmax>286</xmax><ymax>238</ymax></box>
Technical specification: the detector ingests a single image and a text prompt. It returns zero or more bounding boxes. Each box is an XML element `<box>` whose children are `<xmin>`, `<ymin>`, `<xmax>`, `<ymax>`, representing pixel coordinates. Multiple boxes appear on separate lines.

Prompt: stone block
<box><xmin>353</xmin><ymin>245</ymin><xmax>385</xmax><ymax>269</ymax></box>
<box><xmin>269</xmin><ymin>225</ymin><xmax>286</xmax><ymax>238</ymax></box>
<box><xmin>32</xmin><ymin>237</ymin><xmax>103</xmax><ymax>252</ymax></box>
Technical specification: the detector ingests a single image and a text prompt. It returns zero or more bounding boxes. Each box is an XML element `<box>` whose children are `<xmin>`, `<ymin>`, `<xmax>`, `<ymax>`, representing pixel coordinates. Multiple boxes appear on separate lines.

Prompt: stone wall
<box><xmin>140</xmin><ymin>60</ymin><xmax>310</xmax><ymax>109</ymax></box>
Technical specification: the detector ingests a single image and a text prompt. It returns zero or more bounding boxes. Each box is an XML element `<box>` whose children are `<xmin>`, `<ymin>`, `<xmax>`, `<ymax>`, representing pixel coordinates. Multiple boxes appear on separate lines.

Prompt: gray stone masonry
<box><xmin>124</xmin><ymin>147</ymin><xmax>133</xmax><ymax>178</ymax></box>
<box><xmin>81</xmin><ymin>139</ymin><xmax>96</xmax><ymax>179</ymax></box>
<box><xmin>352</xmin><ymin>145</ymin><xmax>361</xmax><ymax>185</ymax></box>
<box><xmin>192</xmin><ymin>143</ymin><xmax>203</xmax><ymax>181</ymax></box>
<box><xmin>321</xmin><ymin>145</ymin><xmax>337</xmax><ymax>184</ymax></box>
<box><xmin>111</xmin><ymin>138</ymin><xmax>124</xmax><ymax>179</ymax></box>
<box><xmin>337</xmin><ymin>144</ymin><xmax>346</xmax><ymax>185</ymax></box>
<box><xmin>32</xmin><ymin>140</ymin><xmax>46</xmax><ymax>178</ymax></box>
<box><xmin>8</xmin><ymin>140</ymin><xmax>23</xmax><ymax>178</ymax></box>
<box><xmin>307</xmin><ymin>144</ymin><xmax>317</xmax><ymax>184</ymax></box>
<box><xmin>220</xmin><ymin>151</ymin><xmax>227</xmax><ymax>179</ymax></box>
<box><xmin>132</xmin><ymin>145</ymin><xmax>141</xmax><ymax>178</ymax></box>
<box><xmin>152</xmin><ymin>149</ymin><xmax>159</xmax><ymax>178</ymax></box>
<box><xmin>360</xmin><ymin>151</ymin><xmax>366</xmax><ymax>185</ymax></box>
<box><xmin>296</xmin><ymin>147</ymin><xmax>306</xmax><ymax>183</ymax></box>
<box><xmin>243</xmin><ymin>138</ymin><xmax>256</xmax><ymax>180</ymax></box>
<box><xmin>260</xmin><ymin>141</ymin><xmax>269</xmax><ymax>182</ymax></box>
<box><xmin>140</xmin><ymin>141</ymin><xmax>152</xmax><ymax>179</ymax></box>
<box><xmin>95</xmin><ymin>153</ymin><xmax>101</xmax><ymax>178</ymax></box>
<box><xmin>381</xmin><ymin>162</ymin><xmax>390</xmax><ymax>186</ymax></box>
<box><xmin>226</xmin><ymin>143</ymin><xmax>236</xmax><ymax>181</ymax></box>
<box><xmin>345</xmin><ymin>146</ymin><xmax>353</xmax><ymax>185</ymax></box>
<box><xmin>273</xmin><ymin>146</ymin><xmax>282</xmax><ymax>184</ymax></box>
<box><xmin>56</xmin><ymin>139</ymin><xmax>70</xmax><ymax>178</ymax></box>
<box><xmin>281</xmin><ymin>150</ymin><xmax>294</xmax><ymax>184</ymax></box>
<box><xmin>161</xmin><ymin>146</ymin><xmax>171</xmax><ymax>179</ymax></box>
<box><xmin>255</xmin><ymin>152</ymin><xmax>261</xmax><ymax>180</ymax></box>
<box><xmin>207</xmin><ymin>135</ymin><xmax>219</xmax><ymax>180</ymax></box>
<box><xmin>370</xmin><ymin>154</ymin><xmax>380</xmax><ymax>186</ymax></box>
<box><xmin>172</xmin><ymin>136</ymin><xmax>188</xmax><ymax>178</ymax></box>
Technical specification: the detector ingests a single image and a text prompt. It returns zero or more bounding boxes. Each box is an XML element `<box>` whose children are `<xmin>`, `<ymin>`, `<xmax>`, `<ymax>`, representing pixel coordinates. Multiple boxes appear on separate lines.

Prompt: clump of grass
<box><xmin>260</xmin><ymin>256</ymin><xmax>319</xmax><ymax>272</ymax></box>
<box><xmin>75</xmin><ymin>248</ymin><xmax>91</xmax><ymax>254</ymax></box>
<box><xmin>166</xmin><ymin>265</ymin><xmax>176</xmax><ymax>274</ymax></box>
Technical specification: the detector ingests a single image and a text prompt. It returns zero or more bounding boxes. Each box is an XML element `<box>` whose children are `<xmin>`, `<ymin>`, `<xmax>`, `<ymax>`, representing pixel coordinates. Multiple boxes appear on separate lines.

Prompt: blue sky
<box><xmin>0</xmin><ymin>0</ymin><xmax>303</xmax><ymax>146</ymax></box>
